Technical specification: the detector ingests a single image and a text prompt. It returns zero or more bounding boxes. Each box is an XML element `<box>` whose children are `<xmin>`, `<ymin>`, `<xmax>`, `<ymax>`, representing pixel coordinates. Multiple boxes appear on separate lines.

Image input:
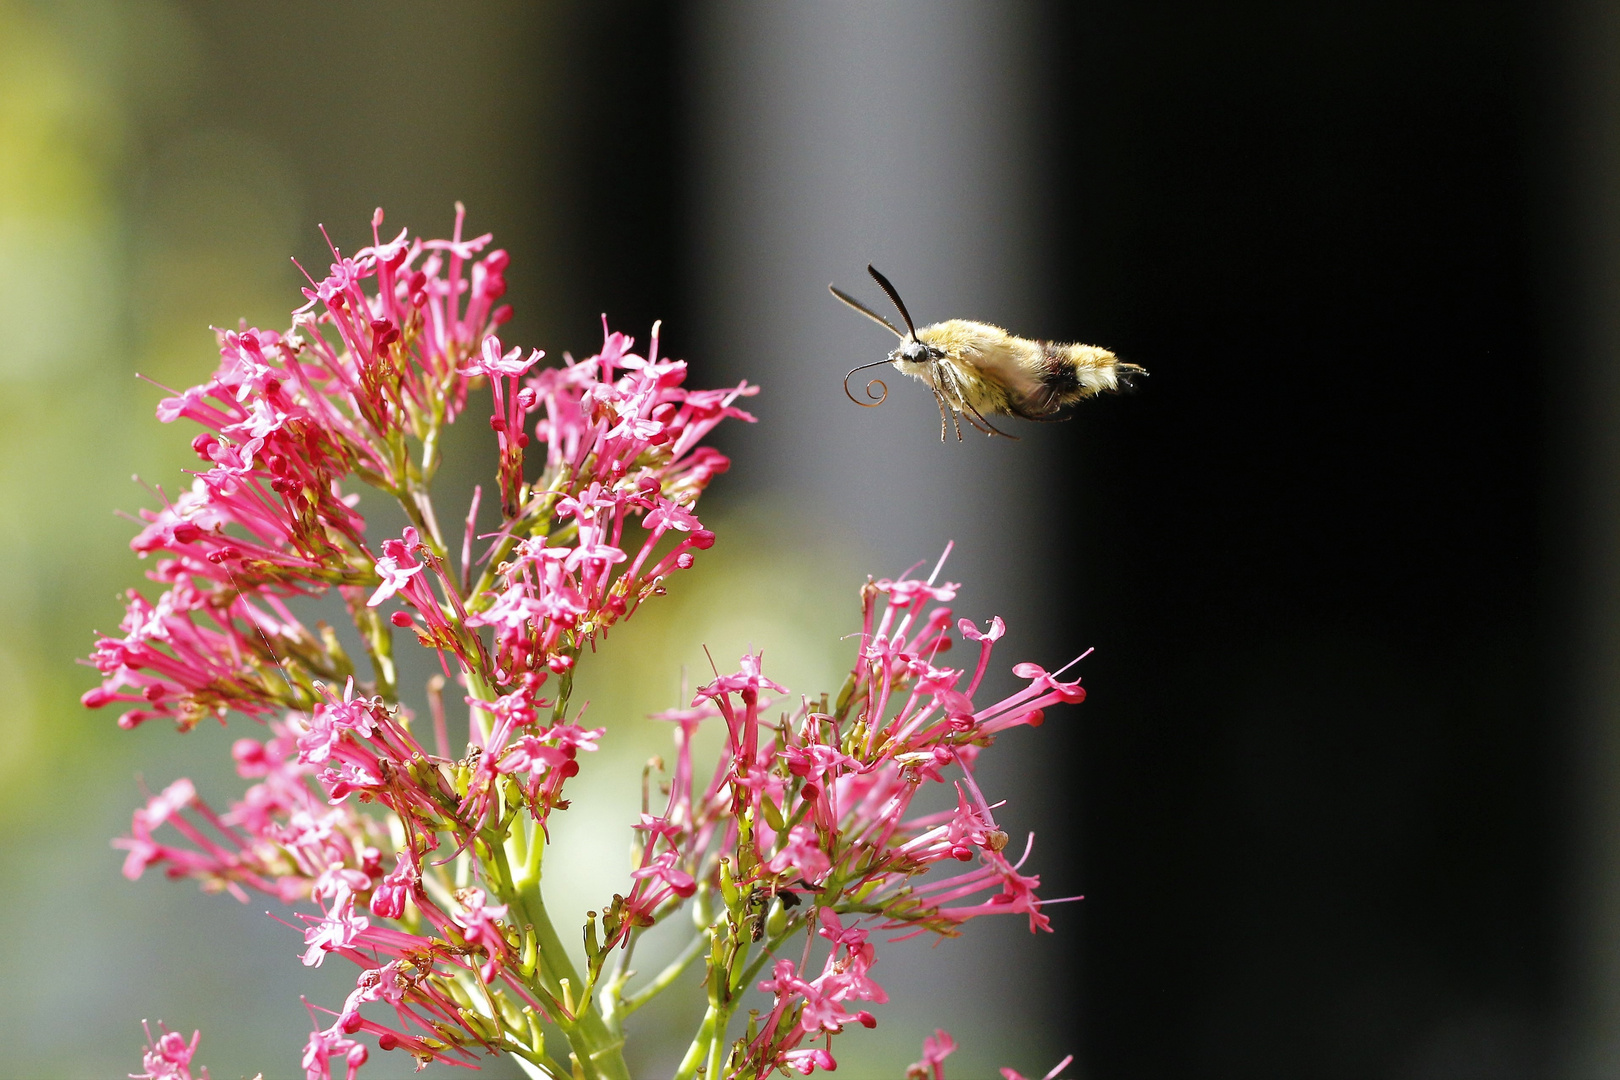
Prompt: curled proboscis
<box><xmin>844</xmin><ymin>361</ymin><xmax>891</xmax><ymax>408</ymax></box>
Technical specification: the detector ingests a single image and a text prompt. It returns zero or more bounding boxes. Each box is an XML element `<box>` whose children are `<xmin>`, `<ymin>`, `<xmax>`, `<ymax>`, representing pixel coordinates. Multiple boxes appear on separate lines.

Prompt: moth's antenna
<box><xmin>844</xmin><ymin>358</ymin><xmax>891</xmax><ymax>408</ymax></box>
<box><xmin>866</xmin><ymin>265</ymin><xmax>919</xmax><ymax>339</ymax></box>
<box><xmin>829</xmin><ymin>284</ymin><xmax>904</xmax><ymax>339</ymax></box>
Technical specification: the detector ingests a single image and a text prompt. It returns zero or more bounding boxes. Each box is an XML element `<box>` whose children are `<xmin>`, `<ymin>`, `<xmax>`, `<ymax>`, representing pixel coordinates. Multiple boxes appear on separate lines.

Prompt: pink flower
<box><xmin>630</xmin><ymin>848</ymin><xmax>697</xmax><ymax>900</ymax></box>
<box><xmin>461</xmin><ymin>336</ymin><xmax>544</xmax><ymax>516</ymax></box>
<box><xmin>780</xmin><ymin>1047</ymin><xmax>837</xmax><ymax>1074</ymax></box>
<box><xmin>132</xmin><ymin>1023</ymin><xmax>210</xmax><ymax>1080</ymax></box>
<box><xmin>296</xmin><ymin>679</ymin><xmax>379</xmax><ymax>765</ymax></box>
<box><xmin>366</xmin><ymin>557</ymin><xmax>422</xmax><ymax>608</ymax></box>
<box><xmin>301</xmin><ymin>890</ymin><xmax>370</xmax><ymax>967</ymax></box>
<box><xmin>301</xmin><ymin>1027</ymin><xmax>368</xmax><ymax>1080</ymax></box>
<box><xmin>764</xmin><ymin>824</ymin><xmax>832</xmax><ymax>882</ymax></box>
<box><xmin>1000</xmin><ymin>1055</ymin><xmax>1076</xmax><ymax>1080</ymax></box>
<box><xmin>451</xmin><ymin>888</ymin><xmax>509</xmax><ymax>981</ymax></box>
<box><xmin>368</xmin><ymin>854</ymin><xmax>416</xmax><ymax>920</ymax></box>
<box><xmin>907</xmin><ymin>1029</ymin><xmax>958</xmax><ymax>1080</ymax></box>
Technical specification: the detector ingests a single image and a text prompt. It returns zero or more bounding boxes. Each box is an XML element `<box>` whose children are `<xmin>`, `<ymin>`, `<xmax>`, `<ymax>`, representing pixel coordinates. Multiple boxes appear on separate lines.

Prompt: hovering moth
<box><xmin>832</xmin><ymin>265</ymin><xmax>1144</xmax><ymax>440</ymax></box>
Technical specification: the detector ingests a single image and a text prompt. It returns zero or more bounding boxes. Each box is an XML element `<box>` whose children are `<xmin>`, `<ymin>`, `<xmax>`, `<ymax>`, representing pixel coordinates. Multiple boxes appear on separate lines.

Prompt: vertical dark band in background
<box><xmin>1040</xmin><ymin>2</ymin><xmax>1555</xmax><ymax>1076</ymax></box>
<box><xmin>545</xmin><ymin>2</ymin><xmax>687</xmax><ymax>360</ymax></box>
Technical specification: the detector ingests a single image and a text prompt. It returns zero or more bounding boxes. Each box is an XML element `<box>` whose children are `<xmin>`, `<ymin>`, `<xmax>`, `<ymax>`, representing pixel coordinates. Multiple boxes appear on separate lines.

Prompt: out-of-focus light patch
<box><xmin>0</xmin><ymin>0</ymin><xmax>134</xmax><ymax>790</ymax></box>
<box><xmin>0</xmin><ymin>1</ymin><xmax>235</xmax><ymax>800</ymax></box>
<box><xmin>0</xmin><ymin>4</ymin><xmax>119</xmax><ymax>383</ymax></box>
<box><xmin>0</xmin><ymin>218</ymin><xmax>118</xmax><ymax>381</ymax></box>
<box><xmin>132</xmin><ymin>127</ymin><xmax>304</xmax><ymax>387</ymax></box>
<box><xmin>0</xmin><ymin>4</ymin><xmax>120</xmax><ymax>216</ymax></box>
<box><xmin>0</xmin><ymin>645</ymin><xmax>37</xmax><ymax>772</ymax></box>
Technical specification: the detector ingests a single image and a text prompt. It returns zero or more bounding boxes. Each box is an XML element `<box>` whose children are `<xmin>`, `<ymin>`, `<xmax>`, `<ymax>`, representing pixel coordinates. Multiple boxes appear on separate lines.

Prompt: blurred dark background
<box><xmin>1047</xmin><ymin>3</ymin><xmax>1557</xmax><ymax>1076</ymax></box>
<box><xmin>6</xmin><ymin>0</ymin><xmax>1615</xmax><ymax>1076</ymax></box>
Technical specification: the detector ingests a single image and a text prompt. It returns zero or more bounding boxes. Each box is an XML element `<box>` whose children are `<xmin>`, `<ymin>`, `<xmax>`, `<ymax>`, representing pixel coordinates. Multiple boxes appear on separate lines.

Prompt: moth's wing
<box><xmin>1012</xmin><ymin>407</ymin><xmax>1074</xmax><ymax>423</ymax></box>
<box><xmin>1005</xmin><ymin>380</ymin><xmax>1073</xmax><ymax>422</ymax></box>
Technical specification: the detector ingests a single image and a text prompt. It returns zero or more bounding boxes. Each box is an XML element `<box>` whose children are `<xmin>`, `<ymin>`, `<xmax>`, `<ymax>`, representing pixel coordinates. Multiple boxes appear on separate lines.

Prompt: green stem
<box><xmin>488</xmin><ymin>834</ymin><xmax>630</xmax><ymax>1080</ymax></box>
<box><xmin>705</xmin><ymin>1006</ymin><xmax>733</xmax><ymax>1080</ymax></box>
<box><xmin>674</xmin><ymin>996</ymin><xmax>722</xmax><ymax>1080</ymax></box>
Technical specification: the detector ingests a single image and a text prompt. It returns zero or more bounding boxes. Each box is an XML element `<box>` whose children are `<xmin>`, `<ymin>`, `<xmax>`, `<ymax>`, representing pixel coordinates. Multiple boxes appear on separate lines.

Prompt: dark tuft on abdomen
<box><xmin>1040</xmin><ymin>345</ymin><xmax>1082</xmax><ymax>399</ymax></box>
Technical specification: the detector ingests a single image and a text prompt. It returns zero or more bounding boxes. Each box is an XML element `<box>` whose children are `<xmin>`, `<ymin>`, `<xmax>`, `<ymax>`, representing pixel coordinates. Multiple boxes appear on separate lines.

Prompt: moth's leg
<box><xmin>943</xmin><ymin>360</ymin><xmax>1015</xmax><ymax>438</ymax></box>
<box><xmin>931</xmin><ymin>360</ymin><xmax>967</xmax><ymax>442</ymax></box>
<box><xmin>942</xmin><ymin>358</ymin><xmax>1016</xmax><ymax>438</ymax></box>
<box><xmin>959</xmin><ymin>409</ymin><xmax>996</xmax><ymax>436</ymax></box>
<box><xmin>955</xmin><ymin>397</ymin><xmax>997</xmax><ymax>436</ymax></box>
<box><xmin>962</xmin><ymin>398</ymin><xmax>1019</xmax><ymax>440</ymax></box>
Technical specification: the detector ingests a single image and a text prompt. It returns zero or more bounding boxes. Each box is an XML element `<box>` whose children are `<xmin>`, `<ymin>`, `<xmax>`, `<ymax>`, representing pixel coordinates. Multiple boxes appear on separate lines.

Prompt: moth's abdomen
<box><xmin>1048</xmin><ymin>343</ymin><xmax>1127</xmax><ymax>394</ymax></box>
<box><xmin>1012</xmin><ymin>342</ymin><xmax>1143</xmax><ymax>419</ymax></box>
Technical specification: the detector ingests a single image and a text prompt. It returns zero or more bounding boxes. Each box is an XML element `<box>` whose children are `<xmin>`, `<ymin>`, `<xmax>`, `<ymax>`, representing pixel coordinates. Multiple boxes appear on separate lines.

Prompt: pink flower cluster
<box><xmin>456</xmin><ymin>323</ymin><xmax>748</xmax><ymax>689</ymax></box>
<box><xmin>114</xmin><ymin>709</ymin><xmax>506</xmax><ymax>1069</ymax></box>
<box><xmin>99</xmin><ymin>208</ymin><xmax>1084</xmax><ymax>1080</ymax></box>
<box><xmin>84</xmin><ymin>205</ymin><xmax>513</xmax><ymax>731</ymax></box>
<box><xmin>627</xmin><ymin>550</ymin><xmax>1084</xmax><ymax>1075</ymax></box>
<box><xmin>93</xmin><ymin>209</ymin><xmax>756</xmax><ymax>1077</ymax></box>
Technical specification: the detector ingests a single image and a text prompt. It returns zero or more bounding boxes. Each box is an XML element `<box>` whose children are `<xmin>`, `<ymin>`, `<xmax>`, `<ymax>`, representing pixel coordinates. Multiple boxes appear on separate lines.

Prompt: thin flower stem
<box><xmin>510</xmin><ymin>1047</ymin><xmax>571</xmax><ymax>1080</ymax></box>
<box><xmin>421</xmin><ymin>396</ymin><xmax>449</xmax><ymax>482</ymax></box>
<box><xmin>597</xmin><ymin>932</ymin><xmax>639</xmax><ymax>1040</ymax></box>
<box><xmin>521</xmin><ymin>815</ymin><xmax>544</xmax><ymax>884</ymax></box>
<box><xmin>705</xmin><ymin>1004</ymin><xmax>732</xmax><ymax>1080</ymax></box>
<box><xmin>487</xmin><ymin>831</ymin><xmax>630</xmax><ymax>1080</ymax></box>
<box><xmin>390</xmin><ymin>457</ymin><xmax>449</xmax><ymax>563</ymax></box>
<box><xmin>674</xmin><ymin>996</ymin><xmax>722</xmax><ymax>1080</ymax></box>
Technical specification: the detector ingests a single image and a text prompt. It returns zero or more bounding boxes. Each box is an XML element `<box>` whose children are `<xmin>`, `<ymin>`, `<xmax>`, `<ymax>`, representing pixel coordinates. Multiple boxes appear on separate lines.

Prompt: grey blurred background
<box><xmin>1</xmin><ymin>0</ymin><xmax>1614</xmax><ymax>1077</ymax></box>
